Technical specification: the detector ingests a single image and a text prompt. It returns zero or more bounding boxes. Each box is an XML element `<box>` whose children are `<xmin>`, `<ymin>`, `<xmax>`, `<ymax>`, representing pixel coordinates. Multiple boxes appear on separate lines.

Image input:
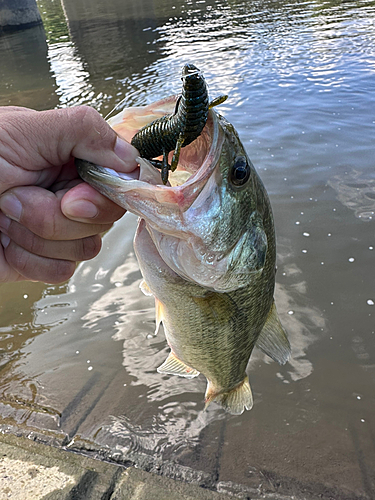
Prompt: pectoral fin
<box><xmin>140</xmin><ymin>281</ymin><xmax>162</xmax><ymax>336</ymax></box>
<box><xmin>157</xmin><ymin>352</ymin><xmax>200</xmax><ymax>379</ymax></box>
<box><xmin>256</xmin><ymin>301</ymin><xmax>291</xmax><ymax>365</ymax></box>
<box><xmin>139</xmin><ymin>279</ymin><xmax>153</xmax><ymax>296</ymax></box>
<box><xmin>154</xmin><ymin>298</ymin><xmax>165</xmax><ymax>336</ymax></box>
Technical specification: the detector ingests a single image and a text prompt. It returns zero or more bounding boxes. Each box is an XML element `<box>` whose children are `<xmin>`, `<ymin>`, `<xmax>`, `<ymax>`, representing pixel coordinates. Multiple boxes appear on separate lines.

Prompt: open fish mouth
<box><xmin>76</xmin><ymin>96</ymin><xmax>224</xmax><ymax>216</ymax></box>
<box><xmin>76</xmin><ymin>94</ymin><xmax>268</xmax><ymax>293</ymax></box>
<box><xmin>76</xmin><ymin>90</ymin><xmax>291</xmax><ymax>416</ymax></box>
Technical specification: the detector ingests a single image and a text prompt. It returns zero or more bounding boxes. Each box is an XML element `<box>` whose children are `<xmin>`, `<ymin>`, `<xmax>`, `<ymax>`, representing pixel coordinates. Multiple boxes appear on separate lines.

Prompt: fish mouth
<box><xmin>76</xmin><ymin>96</ymin><xmax>224</xmax><ymax>218</ymax></box>
<box><xmin>76</xmin><ymin>96</ymin><xmax>268</xmax><ymax>293</ymax></box>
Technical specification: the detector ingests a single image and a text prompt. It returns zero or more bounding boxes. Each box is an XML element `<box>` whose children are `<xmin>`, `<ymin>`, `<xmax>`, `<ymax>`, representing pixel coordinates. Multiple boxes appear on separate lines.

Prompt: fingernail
<box><xmin>64</xmin><ymin>200</ymin><xmax>99</xmax><ymax>219</ymax></box>
<box><xmin>0</xmin><ymin>233</ymin><xmax>10</xmax><ymax>249</ymax></box>
<box><xmin>0</xmin><ymin>212</ymin><xmax>11</xmax><ymax>232</ymax></box>
<box><xmin>0</xmin><ymin>194</ymin><xmax>22</xmax><ymax>222</ymax></box>
<box><xmin>114</xmin><ymin>136</ymin><xmax>138</xmax><ymax>169</ymax></box>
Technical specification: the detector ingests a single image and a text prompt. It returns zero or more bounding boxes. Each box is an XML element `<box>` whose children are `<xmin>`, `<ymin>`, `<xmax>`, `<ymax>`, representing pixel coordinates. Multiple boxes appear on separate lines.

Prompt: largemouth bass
<box><xmin>76</xmin><ymin>89</ymin><xmax>291</xmax><ymax>415</ymax></box>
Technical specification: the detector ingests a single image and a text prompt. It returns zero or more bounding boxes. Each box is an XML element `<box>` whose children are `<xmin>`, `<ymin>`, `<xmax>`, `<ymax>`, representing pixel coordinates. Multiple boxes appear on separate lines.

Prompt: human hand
<box><xmin>0</xmin><ymin>105</ymin><xmax>138</xmax><ymax>283</ymax></box>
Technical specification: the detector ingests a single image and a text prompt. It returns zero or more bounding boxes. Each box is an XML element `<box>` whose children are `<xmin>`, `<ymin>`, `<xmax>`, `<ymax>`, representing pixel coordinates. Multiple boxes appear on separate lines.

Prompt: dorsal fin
<box><xmin>256</xmin><ymin>301</ymin><xmax>291</xmax><ymax>365</ymax></box>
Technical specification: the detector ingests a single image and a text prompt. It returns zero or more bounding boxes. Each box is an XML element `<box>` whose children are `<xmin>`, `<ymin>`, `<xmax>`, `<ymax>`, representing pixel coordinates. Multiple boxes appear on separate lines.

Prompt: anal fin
<box><xmin>205</xmin><ymin>376</ymin><xmax>253</xmax><ymax>415</ymax></box>
<box><xmin>256</xmin><ymin>301</ymin><xmax>291</xmax><ymax>365</ymax></box>
<box><xmin>157</xmin><ymin>352</ymin><xmax>200</xmax><ymax>379</ymax></box>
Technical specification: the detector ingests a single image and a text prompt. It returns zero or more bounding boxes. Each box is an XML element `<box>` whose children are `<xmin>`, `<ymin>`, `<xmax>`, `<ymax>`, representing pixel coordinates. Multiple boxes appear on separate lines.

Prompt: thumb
<box><xmin>66</xmin><ymin>106</ymin><xmax>139</xmax><ymax>172</ymax></box>
<box><xmin>0</xmin><ymin>105</ymin><xmax>138</xmax><ymax>176</ymax></box>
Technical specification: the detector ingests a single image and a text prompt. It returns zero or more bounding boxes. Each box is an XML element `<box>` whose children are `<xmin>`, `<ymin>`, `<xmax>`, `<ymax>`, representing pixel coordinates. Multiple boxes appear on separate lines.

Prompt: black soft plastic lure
<box><xmin>131</xmin><ymin>63</ymin><xmax>227</xmax><ymax>184</ymax></box>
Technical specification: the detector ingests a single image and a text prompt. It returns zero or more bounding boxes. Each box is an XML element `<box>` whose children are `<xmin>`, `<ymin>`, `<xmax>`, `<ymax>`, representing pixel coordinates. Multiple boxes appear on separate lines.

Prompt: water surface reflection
<box><xmin>0</xmin><ymin>0</ymin><xmax>375</xmax><ymax>498</ymax></box>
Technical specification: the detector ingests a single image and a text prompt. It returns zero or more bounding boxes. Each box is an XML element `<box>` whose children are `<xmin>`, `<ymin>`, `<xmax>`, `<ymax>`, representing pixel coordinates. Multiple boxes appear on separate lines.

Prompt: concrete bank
<box><xmin>0</xmin><ymin>432</ymin><xmax>233</xmax><ymax>500</ymax></box>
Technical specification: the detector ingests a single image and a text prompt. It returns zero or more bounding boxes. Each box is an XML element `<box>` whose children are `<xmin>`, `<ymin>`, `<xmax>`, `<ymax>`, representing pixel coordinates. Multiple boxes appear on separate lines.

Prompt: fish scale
<box><xmin>76</xmin><ymin>65</ymin><xmax>291</xmax><ymax>415</ymax></box>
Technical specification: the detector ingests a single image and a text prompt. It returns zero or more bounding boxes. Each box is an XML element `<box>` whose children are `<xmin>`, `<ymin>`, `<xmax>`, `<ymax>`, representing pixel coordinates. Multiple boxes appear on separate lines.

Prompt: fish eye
<box><xmin>230</xmin><ymin>156</ymin><xmax>251</xmax><ymax>187</ymax></box>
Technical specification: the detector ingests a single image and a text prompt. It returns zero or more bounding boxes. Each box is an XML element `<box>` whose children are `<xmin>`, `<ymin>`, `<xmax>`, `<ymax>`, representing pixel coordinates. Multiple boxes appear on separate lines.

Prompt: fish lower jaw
<box><xmin>101</xmin><ymin>166</ymin><xmax>140</xmax><ymax>181</ymax></box>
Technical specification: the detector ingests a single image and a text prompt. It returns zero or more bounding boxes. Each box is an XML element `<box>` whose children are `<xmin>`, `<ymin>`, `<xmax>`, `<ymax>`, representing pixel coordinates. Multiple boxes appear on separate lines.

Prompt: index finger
<box><xmin>0</xmin><ymin>106</ymin><xmax>139</xmax><ymax>186</ymax></box>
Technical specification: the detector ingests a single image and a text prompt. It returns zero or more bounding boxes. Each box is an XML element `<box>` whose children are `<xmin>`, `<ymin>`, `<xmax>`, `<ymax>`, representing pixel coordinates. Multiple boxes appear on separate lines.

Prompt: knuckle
<box><xmin>0</xmin><ymin>255</ymin><xmax>17</xmax><ymax>283</ymax></box>
<box><xmin>28</xmin><ymin>235</ymin><xmax>44</xmax><ymax>255</ymax></box>
<box><xmin>18</xmin><ymin>195</ymin><xmax>60</xmax><ymax>241</ymax></box>
<box><xmin>71</xmin><ymin>106</ymin><xmax>113</xmax><ymax>149</ymax></box>
<box><xmin>8</xmin><ymin>242</ymin><xmax>75</xmax><ymax>283</ymax></box>
<box><xmin>18</xmin><ymin>229</ymin><xmax>45</xmax><ymax>255</ymax></box>
<box><xmin>38</xmin><ymin>208</ymin><xmax>59</xmax><ymax>240</ymax></box>
<box><xmin>6</xmin><ymin>242</ymin><xmax>31</xmax><ymax>275</ymax></box>
<box><xmin>69</xmin><ymin>105</ymin><xmax>100</xmax><ymax>125</ymax></box>
<box><xmin>37</xmin><ymin>218</ymin><xmax>56</xmax><ymax>240</ymax></box>
<box><xmin>46</xmin><ymin>260</ymin><xmax>75</xmax><ymax>284</ymax></box>
<box><xmin>78</xmin><ymin>235</ymin><xmax>102</xmax><ymax>261</ymax></box>
<box><xmin>7</xmin><ymin>218</ymin><xmax>58</xmax><ymax>252</ymax></box>
<box><xmin>68</xmin><ymin>106</ymin><xmax>103</xmax><ymax>139</ymax></box>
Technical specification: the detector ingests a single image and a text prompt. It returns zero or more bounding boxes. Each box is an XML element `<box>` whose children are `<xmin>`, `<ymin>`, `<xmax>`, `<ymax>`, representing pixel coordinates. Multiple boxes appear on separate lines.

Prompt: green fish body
<box><xmin>76</xmin><ymin>95</ymin><xmax>291</xmax><ymax>415</ymax></box>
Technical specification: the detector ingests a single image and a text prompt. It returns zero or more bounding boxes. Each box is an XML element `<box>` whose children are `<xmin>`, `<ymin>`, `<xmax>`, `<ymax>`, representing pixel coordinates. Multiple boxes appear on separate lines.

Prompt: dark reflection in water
<box><xmin>0</xmin><ymin>24</ymin><xmax>58</xmax><ymax>109</ymax></box>
<box><xmin>61</xmin><ymin>0</ymin><xmax>161</xmax><ymax>108</ymax></box>
<box><xmin>1</xmin><ymin>0</ymin><xmax>375</xmax><ymax>498</ymax></box>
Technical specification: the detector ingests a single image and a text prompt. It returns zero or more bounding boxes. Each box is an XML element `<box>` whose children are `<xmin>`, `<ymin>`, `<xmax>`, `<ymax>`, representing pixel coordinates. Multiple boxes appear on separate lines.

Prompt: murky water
<box><xmin>1</xmin><ymin>0</ymin><xmax>375</xmax><ymax>497</ymax></box>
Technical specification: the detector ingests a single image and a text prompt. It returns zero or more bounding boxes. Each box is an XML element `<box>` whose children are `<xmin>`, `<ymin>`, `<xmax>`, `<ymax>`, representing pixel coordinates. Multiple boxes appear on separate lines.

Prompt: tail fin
<box><xmin>205</xmin><ymin>376</ymin><xmax>253</xmax><ymax>415</ymax></box>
